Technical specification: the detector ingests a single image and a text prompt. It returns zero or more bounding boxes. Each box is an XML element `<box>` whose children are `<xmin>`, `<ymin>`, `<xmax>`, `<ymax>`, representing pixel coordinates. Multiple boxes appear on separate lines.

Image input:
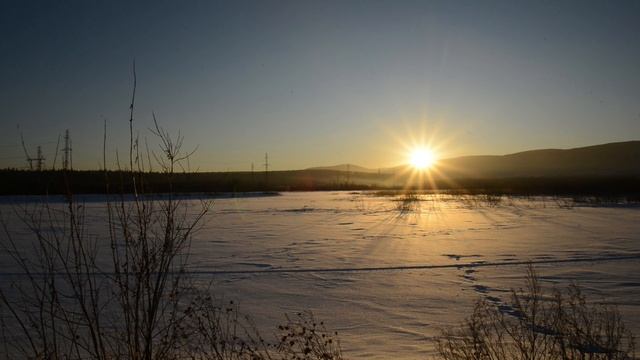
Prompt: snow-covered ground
<box><xmin>2</xmin><ymin>191</ymin><xmax>639</xmax><ymax>359</ymax></box>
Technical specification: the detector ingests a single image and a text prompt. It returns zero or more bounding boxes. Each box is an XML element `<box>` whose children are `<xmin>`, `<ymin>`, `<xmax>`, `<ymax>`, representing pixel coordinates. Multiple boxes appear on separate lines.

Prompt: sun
<box><xmin>409</xmin><ymin>147</ymin><xmax>437</xmax><ymax>170</ymax></box>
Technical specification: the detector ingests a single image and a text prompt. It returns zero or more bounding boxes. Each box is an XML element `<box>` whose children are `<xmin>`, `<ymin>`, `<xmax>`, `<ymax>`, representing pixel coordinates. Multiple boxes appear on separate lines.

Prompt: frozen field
<box><xmin>2</xmin><ymin>191</ymin><xmax>640</xmax><ymax>359</ymax></box>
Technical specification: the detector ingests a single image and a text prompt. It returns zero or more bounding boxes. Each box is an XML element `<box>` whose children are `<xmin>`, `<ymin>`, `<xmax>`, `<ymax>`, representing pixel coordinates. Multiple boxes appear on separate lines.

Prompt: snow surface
<box><xmin>1</xmin><ymin>192</ymin><xmax>639</xmax><ymax>359</ymax></box>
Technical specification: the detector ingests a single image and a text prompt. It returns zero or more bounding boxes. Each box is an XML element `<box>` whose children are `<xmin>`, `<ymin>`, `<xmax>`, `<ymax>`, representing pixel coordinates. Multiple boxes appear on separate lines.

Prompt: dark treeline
<box><xmin>1</xmin><ymin>169</ymin><xmax>639</xmax><ymax>197</ymax></box>
<box><xmin>0</xmin><ymin>169</ymin><xmax>382</xmax><ymax>195</ymax></box>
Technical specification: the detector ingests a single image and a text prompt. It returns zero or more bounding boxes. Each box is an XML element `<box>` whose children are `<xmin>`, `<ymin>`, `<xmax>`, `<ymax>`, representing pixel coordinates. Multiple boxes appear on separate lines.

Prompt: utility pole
<box><xmin>62</xmin><ymin>129</ymin><xmax>72</xmax><ymax>171</ymax></box>
<box><xmin>35</xmin><ymin>146</ymin><xmax>45</xmax><ymax>171</ymax></box>
<box><xmin>264</xmin><ymin>153</ymin><xmax>269</xmax><ymax>184</ymax></box>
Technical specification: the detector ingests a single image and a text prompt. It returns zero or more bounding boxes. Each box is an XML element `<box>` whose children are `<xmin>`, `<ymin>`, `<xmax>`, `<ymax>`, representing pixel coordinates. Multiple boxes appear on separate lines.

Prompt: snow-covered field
<box><xmin>2</xmin><ymin>191</ymin><xmax>640</xmax><ymax>359</ymax></box>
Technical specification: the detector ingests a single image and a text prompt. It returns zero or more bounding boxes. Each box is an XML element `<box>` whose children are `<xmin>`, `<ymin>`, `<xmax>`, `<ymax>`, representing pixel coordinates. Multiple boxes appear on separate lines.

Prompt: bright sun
<box><xmin>409</xmin><ymin>147</ymin><xmax>437</xmax><ymax>170</ymax></box>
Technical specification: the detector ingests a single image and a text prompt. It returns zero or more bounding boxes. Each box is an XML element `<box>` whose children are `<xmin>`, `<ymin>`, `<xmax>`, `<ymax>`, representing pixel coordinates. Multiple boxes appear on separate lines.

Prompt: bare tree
<box><xmin>0</xmin><ymin>73</ymin><xmax>342</xmax><ymax>360</ymax></box>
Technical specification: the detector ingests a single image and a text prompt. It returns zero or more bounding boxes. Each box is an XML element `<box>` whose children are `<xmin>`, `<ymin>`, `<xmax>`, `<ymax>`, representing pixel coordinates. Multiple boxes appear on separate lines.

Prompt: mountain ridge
<box><xmin>309</xmin><ymin>141</ymin><xmax>640</xmax><ymax>178</ymax></box>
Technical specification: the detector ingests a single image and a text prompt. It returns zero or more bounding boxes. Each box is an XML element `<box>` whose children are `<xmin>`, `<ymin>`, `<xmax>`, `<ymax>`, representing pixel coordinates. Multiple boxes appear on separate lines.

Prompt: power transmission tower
<box><xmin>263</xmin><ymin>153</ymin><xmax>269</xmax><ymax>184</ymax></box>
<box><xmin>35</xmin><ymin>146</ymin><xmax>45</xmax><ymax>171</ymax></box>
<box><xmin>62</xmin><ymin>129</ymin><xmax>72</xmax><ymax>170</ymax></box>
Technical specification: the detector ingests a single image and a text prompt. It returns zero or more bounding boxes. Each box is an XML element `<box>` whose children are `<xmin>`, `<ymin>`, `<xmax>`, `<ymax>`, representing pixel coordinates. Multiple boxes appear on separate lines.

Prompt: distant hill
<box><xmin>434</xmin><ymin>141</ymin><xmax>640</xmax><ymax>178</ymax></box>
<box><xmin>355</xmin><ymin>141</ymin><xmax>640</xmax><ymax>178</ymax></box>
<box><xmin>2</xmin><ymin>141</ymin><xmax>638</xmax><ymax>196</ymax></box>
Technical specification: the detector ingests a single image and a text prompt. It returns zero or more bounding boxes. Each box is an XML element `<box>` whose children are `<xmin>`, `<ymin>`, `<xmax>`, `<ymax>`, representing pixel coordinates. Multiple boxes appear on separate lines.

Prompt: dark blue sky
<box><xmin>2</xmin><ymin>1</ymin><xmax>639</xmax><ymax>170</ymax></box>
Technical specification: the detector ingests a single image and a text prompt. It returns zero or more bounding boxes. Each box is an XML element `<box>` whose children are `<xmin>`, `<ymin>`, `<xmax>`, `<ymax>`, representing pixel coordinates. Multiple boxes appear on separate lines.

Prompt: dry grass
<box><xmin>0</xmin><ymin>77</ymin><xmax>343</xmax><ymax>360</ymax></box>
<box><xmin>436</xmin><ymin>265</ymin><xmax>636</xmax><ymax>360</ymax></box>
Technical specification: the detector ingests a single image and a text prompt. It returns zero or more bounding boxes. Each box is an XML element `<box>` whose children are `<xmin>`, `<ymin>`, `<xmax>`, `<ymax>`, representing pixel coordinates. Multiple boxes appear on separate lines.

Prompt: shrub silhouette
<box><xmin>0</xmin><ymin>79</ymin><xmax>343</xmax><ymax>360</ymax></box>
<box><xmin>436</xmin><ymin>265</ymin><xmax>636</xmax><ymax>360</ymax></box>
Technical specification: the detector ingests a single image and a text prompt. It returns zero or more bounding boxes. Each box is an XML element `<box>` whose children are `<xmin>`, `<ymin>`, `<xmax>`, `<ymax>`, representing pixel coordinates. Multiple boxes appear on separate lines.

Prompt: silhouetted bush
<box><xmin>436</xmin><ymin>265</ymin><xmax>636</xmax><ymax>360</ymax></box>
<box><xmin>0</xmin><ymin>85</ymin><xmax>344</xmax><ymax>359</ymax></box>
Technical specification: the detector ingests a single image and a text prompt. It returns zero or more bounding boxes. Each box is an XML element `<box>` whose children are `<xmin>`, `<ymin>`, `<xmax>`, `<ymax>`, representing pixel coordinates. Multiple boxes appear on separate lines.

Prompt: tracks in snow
<box><xmin>1</xmin><ymin>254</ymin><xmax>639</xmax><ymax>278</ymax></box>
<box><xmin>192</xmin><ymin>253</ymin><xmax>640</xmax><ymax>276</ymax></box>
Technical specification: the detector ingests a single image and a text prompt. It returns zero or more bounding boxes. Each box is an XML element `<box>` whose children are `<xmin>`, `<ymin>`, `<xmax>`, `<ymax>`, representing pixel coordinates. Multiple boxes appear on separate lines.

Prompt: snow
<box><xmin>2</xmin><ymin>191</ymin><xmax>639</xmax><ymax>359</ymax></box>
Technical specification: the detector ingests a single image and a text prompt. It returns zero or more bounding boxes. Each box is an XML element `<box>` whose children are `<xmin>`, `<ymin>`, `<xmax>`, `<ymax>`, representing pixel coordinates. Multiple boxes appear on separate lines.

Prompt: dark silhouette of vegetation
<box><xmin>1</xmin><ymin>169</ymin><xmax>639</xmax><ymax>198</ymax></box>
<box><xmin>436</xmin><ymin>265</ymin><xmax>636</xmax><ymax>360</ymax></box>
<box><xmin>0</xmin><ymin>77</ymin><xmax>344</xmax><ymax>359</ymax></box>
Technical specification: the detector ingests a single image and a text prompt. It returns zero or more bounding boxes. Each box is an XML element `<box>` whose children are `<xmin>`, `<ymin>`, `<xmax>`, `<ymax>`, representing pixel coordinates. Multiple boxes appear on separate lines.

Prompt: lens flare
<box><xmin>409</xmin><ymin>148</ymin><xmax>437</xmax><ymax>170</ymax></box>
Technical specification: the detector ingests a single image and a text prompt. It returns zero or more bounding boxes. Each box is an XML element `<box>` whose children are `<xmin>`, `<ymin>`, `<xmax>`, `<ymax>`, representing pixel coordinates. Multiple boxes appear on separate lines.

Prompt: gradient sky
<box><xmin>2</xmin><ymin>1</ymin><xmax>639</xmax><ymax>171</ymax></box>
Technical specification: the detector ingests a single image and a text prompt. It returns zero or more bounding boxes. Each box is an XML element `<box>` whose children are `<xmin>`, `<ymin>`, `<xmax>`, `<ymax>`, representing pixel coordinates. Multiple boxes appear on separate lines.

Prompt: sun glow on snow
<box><xmin>409</xmin><ymin>147</ymin><xmax>437</xmax><ymax>170</ymax></box>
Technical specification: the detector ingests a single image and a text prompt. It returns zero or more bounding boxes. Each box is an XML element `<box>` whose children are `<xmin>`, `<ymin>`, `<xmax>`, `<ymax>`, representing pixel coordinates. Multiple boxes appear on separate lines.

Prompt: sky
<box><xmin>1</xmin><ymin>0</ymin><xmax>639</xmax><ymax>171</ymax></box>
